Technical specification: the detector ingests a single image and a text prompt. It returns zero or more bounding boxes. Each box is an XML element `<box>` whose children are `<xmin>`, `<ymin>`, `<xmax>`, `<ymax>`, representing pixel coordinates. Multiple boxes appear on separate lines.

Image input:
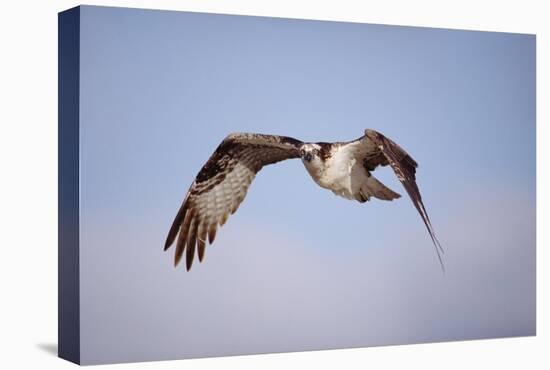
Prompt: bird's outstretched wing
<box><xmin>165</xmin><ymin>133</ymin><xmax>303</xmax><ymax>270</ymax></box>
<box><xmin>358</xmin><ymin>129</ymin><xmax>445</xmax><ymax>270</ymax></box>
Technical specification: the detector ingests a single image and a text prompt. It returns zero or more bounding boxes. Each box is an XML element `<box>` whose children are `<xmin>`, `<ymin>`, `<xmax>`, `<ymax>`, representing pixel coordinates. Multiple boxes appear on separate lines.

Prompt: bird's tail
<box><xmin>362</xmin><ymin>176</ymin><xmax>401</xmax><ymax>201</ymax></box>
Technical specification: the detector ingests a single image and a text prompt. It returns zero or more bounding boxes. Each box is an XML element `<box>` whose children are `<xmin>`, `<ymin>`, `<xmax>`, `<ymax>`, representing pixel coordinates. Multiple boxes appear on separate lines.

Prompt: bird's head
<box><xmin>299</xmin><ymin>144</ymin><xmax>323</xmax><ymax>168</ymax></box>
<box><xmin>299</xmin><ymin>144</ymin><xmax>314</xmax><ymax>161</ymax></box>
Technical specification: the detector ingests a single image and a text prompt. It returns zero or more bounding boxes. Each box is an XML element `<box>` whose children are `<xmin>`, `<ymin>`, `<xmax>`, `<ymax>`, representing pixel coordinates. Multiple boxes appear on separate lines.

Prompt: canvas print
<box><xmin>58</xmin><ymin>5</ymin><xmax>536</xmax><ymax>365</ymax></box>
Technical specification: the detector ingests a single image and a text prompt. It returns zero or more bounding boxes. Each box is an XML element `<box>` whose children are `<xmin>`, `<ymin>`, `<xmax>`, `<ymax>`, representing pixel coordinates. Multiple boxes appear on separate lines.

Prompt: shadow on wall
<box><xmin>36</xmin><ymin>343</ymin><xmax>58</xmax><ymax>357</ymax></box>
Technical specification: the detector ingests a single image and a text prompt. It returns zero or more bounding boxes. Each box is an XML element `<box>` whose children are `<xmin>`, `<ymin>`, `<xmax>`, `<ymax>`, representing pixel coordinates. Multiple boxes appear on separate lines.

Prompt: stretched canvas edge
<box><xmin>58</xmin><ymin>5</ymin><xmax>81</xmax><ymax>365</ymax></box>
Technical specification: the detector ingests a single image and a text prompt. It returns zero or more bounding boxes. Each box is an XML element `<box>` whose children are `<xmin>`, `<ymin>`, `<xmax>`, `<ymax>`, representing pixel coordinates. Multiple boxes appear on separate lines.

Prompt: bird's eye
<box><xmin>300</xmin><ymin>149</ymin><xmax>305</xmax><ymax>157</ymax></box>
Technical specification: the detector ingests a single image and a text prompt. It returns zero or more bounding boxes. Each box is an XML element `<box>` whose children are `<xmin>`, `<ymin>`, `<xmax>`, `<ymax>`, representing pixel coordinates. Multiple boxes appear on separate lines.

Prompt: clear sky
<box><xmin>77</xmin><ymin>5</ymin><xmax>535</xmax><ymax>364</ymax></box>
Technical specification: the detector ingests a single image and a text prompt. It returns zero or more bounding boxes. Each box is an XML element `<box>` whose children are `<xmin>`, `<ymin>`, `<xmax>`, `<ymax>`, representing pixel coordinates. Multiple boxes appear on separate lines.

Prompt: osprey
<box><xmin>164</xmin><ymin>129</ymin><xmax>444</xmax><ymax>271</ymax></box>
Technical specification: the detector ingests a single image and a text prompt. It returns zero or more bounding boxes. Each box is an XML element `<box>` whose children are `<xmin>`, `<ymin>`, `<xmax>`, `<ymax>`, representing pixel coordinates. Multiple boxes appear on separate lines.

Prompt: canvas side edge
<box><xmin>58</xmin><ymin>6</ymin><xmax>81</xmax><ymax>365</ymax></box>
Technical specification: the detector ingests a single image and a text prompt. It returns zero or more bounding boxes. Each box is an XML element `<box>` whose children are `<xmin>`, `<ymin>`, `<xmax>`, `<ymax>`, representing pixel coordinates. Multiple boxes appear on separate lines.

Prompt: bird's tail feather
<box><xmin>363</xmin><ymin>176</ymin><xmax>401</xmax><ymax>201</ymax></box>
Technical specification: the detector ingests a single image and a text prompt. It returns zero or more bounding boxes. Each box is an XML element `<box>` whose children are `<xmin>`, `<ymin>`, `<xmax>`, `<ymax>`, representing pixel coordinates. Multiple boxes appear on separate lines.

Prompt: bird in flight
<box><xmin>164</xmin><ymin>129</ymin><xmax>444</xmax><ymax>271</ymax></box>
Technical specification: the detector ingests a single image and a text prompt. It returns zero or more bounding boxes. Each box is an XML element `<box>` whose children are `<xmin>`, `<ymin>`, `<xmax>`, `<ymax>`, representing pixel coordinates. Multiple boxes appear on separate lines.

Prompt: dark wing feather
<box><xmin>165</xmin><ymin>133</ymin><xmax>303</xmax><ymax>270</ymax></box>
<box><xmin>362</xmin><ymin>129</ymin><xmax>445</xmax><ymax>271</ymax></box>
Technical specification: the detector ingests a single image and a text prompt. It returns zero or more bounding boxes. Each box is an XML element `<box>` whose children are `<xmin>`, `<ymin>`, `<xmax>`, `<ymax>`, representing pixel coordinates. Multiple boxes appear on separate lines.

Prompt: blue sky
<box><xmin>77</xmin><ymin>6</ymin><xmax>535</xmax><ymax>364</ymax></box>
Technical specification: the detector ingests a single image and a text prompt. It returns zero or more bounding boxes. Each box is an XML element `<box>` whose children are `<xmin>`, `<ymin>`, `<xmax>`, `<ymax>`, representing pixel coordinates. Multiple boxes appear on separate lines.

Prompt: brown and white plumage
<box><xmin>364</xmin><ymin>129</ymin><xmax>445</xmax><ymax>270</ymax></box>
<box><xmin>164</xmin><ymin>129</ymin><xmax>444</xmax><ymax>271</ymax></box>
<box><xmin>164</xmin><ymin>133</ymin><xmax>303</xmax><ymax>270</ymax></box>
